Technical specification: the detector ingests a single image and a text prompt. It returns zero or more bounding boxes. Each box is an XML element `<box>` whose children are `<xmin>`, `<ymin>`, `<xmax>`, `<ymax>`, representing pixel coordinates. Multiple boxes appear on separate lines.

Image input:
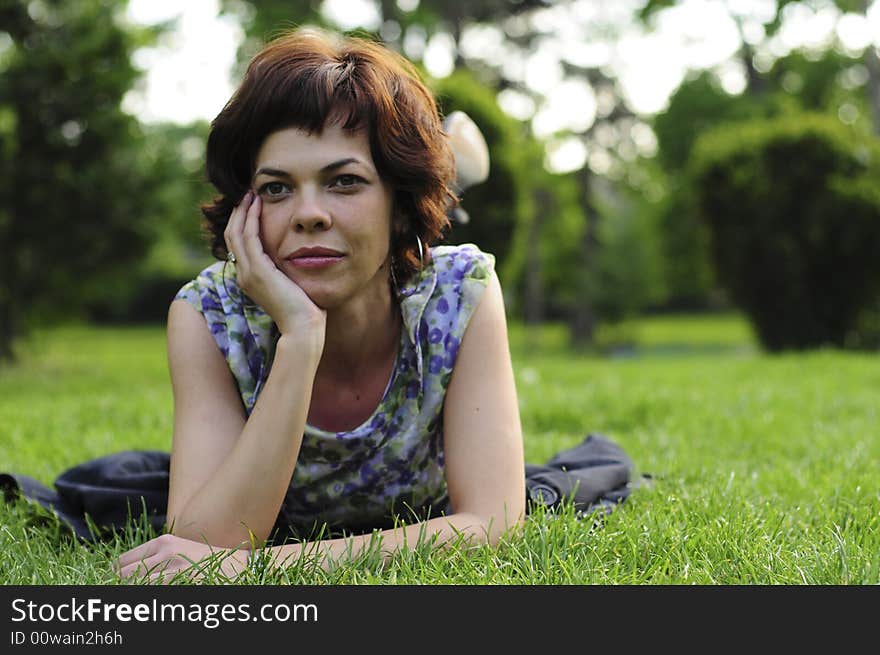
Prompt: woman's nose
<box><xmin>290</xmin><ymin>191</ymin><xmax>332</xmax><ymax>232</ymax></box>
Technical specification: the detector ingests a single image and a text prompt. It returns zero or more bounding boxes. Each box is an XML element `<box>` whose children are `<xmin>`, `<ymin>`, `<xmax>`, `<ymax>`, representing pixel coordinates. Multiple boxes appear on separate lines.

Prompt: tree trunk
<box><xmin>0</xmin><ymin>298</ymin><xmax>16</xmax><ymax>363</ymax></box>
<box><xmin>741</xmin><ymin>42</ymin><xmax>765</xmax><ymax>96</ymax></box>
<box><xmin>523</xmin><ymin>190</ymin><xmax>547</xmax><ymax>325</ymax></box>
<box><xmin>569</xmin><ymin>168</ymin><xmax>598</xmax><ymax>348</ymax></box>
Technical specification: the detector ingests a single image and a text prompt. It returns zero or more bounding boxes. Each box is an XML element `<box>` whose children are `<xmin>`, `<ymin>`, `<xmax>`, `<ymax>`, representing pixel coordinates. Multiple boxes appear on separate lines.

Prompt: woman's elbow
<box><xmin>165</xmin><ymin>510</ymin><xmax>262</xmax><ymax>548</ymax></box>
<box><xmin>474</xmin><ymin>500</ymin><xmax>526</xmax><ymax>546</ymax></box>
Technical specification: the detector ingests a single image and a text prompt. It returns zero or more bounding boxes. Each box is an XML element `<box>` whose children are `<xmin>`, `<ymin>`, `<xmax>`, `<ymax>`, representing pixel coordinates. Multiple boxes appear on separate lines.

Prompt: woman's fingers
<box><xmin>117</xmin><ymin>553</ymin><xmax>172</xmax><ymax>581</ymax></box>
<box><xmin>241</xmin><ymin>193</ymin><xmax>270</xmax><ymax>269</ymax></box>
<box><xmin>118</xmin><ymin>550</ymin><xmax>205</xmax><ymax>583</ymax></box>
<box><xmin>114</xmin><ymin>536</ymin><xmax>164</xmax><ymax>573</ymax></box>
<box><xmin>226</xmin><ymin>192</ymin><xmax>273</xmax><ymax>287</ymax></box>
<box><xmin>115</xmin><ymin>534</ymin><xmax>189</xmax><ymax>581</ymax></box>
<box><xmin>242</xmin><ymin>192</ymin><xmax>262</xmax><ymax>242</ymax></box>
<box><xmin>114</xmin><ymin>535</ymin><xmax>246</xmax><ymax>583</ymax></box>
<box><xmin>224</xmin><ymin>191</ymin><xmax>253</xmax><ymax>264</ymax></box>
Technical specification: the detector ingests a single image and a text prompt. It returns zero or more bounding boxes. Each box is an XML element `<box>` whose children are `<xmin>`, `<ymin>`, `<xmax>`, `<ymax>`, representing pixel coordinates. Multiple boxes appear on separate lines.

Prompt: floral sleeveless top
<box><xmin>174</xmin><ymin>244</ymin><xmax>494</xmax><ymax>536</ymax></box>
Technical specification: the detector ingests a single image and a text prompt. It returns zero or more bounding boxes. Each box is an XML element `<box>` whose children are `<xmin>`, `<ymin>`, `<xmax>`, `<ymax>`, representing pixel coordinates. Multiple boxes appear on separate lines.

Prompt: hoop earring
<box><xmin>416</xmin><ymin>235</ymin><xmax>424</xmax><ymax>267</ymax></box>
<box><xmin>390</xmin><ymin>258</ymin><xmax>400</xmax><ymax>296</ymax></box>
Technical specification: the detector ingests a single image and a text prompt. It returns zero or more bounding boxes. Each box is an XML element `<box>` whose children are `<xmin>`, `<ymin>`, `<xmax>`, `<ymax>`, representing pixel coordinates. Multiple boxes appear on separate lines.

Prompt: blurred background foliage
<box><xmin>1</xmin><ymin>0</ymin><xmax>879</xmax><ymax>359</ymax></box>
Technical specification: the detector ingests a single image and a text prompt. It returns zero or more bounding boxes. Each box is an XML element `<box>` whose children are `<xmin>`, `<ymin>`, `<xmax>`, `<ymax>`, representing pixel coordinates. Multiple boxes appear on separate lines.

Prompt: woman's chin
<box><xmin>299</xmin><ymin>286</ymin><xmax>338</xmax><ymax>311</ymax></box>
<box><xmin>289</xmin><ymin>269</ymin><xmax>391</xmax><ymax>313</ymax></box>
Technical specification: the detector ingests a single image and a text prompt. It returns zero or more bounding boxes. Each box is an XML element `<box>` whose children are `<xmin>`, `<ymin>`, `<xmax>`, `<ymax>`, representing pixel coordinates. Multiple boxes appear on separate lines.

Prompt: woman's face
<box><xmin>252</xmin><ymin>123</ymin><xmax>395</xmax><ymax>311</ymax></box>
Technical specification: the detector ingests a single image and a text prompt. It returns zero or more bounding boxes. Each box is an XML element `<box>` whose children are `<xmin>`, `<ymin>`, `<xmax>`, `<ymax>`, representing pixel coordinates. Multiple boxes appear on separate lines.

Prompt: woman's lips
<box><xmin>285</xmin><ymin>247</ymin><xmax>345</xmax><ymax>269</ymax></box>
<box><xmin>287</xmin><ymin>255</ymin><xmax>343</xmax><ymax>269</ymax></box>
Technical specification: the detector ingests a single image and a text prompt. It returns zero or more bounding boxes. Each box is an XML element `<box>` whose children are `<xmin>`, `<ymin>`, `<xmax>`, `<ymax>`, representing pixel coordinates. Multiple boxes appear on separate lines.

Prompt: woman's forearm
<box><xmin>168</xmin><ymin>335</ymin><xmax>321</xmax><ymax>547</ymax></box>
<box><xmin>262</xmin><ymin>511</ymin><xmax>524</xmax><ymax>572</ymax></box>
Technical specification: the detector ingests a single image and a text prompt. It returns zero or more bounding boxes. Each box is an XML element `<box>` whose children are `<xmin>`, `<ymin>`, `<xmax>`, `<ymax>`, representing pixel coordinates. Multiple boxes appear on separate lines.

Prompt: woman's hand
<box><xmin>114</xmin><ymin>534</ymin><xmax>250</xmax><ymax>584</ymax></box>
<box><xmin>225</xmin><ymin>191</ymin><xmax>326</xmax><ymax>344</ymax></box>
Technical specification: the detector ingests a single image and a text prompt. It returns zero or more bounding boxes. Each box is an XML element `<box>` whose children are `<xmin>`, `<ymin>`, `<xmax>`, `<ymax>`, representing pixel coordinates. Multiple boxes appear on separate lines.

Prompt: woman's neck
<box><xmin>318</xmin><ymin>283</ymin><xmax>401</xmax><ymax>382</ymax></box>
<box><xmin>306</xmin><ymin>284</ymin><xmax>401</xmax><ymax>432</ymax></box>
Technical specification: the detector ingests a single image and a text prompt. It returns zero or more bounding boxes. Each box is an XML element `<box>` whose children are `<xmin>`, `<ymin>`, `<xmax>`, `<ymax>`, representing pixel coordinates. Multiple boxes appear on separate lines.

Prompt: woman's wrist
<box><xmin>274</xmin><ymin>331</ymin><xmax>324</xmax><ymax>367</ymax></box>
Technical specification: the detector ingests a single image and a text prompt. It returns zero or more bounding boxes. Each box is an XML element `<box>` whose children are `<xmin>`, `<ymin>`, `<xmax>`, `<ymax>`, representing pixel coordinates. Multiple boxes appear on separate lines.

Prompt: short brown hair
<box><xmin>202</xmin><ymin>27</ymin><xmax>455</xmax><ymax>281</ymax></box>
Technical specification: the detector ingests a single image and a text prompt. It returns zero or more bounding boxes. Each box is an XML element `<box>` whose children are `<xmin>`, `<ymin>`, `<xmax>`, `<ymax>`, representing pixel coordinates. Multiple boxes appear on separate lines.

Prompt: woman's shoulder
<box><xmin>177</xmin><ymin>260</ymin><xmax>227</xmax><ymax>292</ymax></box>
<box><xmin>174</xmin><ymin>260</ymin><xmax>238</xmax><ymax>312</ymax></box>
<box><xmin>428</xmin><ymin>243</ymin><xmax>495</xmax><ymax>284</ymax></box>
<box><xmin>405</xmin><ymin>244</ymin><xmax>496</xmax><ymax>363</ymax></box>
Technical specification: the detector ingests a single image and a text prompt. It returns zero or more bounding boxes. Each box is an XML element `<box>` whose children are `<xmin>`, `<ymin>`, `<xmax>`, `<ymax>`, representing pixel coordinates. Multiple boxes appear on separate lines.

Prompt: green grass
<box><xmin>1</xmin><ymin>315</ymin><xmax>879</xmax><ymax>584</ymax></box>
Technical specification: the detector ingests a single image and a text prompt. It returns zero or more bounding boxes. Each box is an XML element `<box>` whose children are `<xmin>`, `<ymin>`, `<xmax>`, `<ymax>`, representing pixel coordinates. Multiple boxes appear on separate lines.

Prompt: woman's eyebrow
<box><xmin>320</xmin><ymin>157</ymin><xmax>364</xmax><ymax>173</ymax></box>
<box><xmin>252</xmin><ymin>166</ymin><xmax>290</xmax><ymax>181</ymax></box>
<box><xmin>252</xmin><ymin>158</ymin><xmax>368</xmax><ymax>182</ymax></box>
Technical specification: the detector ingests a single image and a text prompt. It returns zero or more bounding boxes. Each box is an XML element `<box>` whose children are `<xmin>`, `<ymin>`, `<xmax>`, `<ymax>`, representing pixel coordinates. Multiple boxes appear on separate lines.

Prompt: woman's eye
<box><xmin>259</xmin><ymin>182</ymin><xmax>288</xmax><ymax>197</ymax></box>
<box><xmin>331</xmin><ymin>174</ymin><xmax>362</xmax><ymax>189</ymax></box>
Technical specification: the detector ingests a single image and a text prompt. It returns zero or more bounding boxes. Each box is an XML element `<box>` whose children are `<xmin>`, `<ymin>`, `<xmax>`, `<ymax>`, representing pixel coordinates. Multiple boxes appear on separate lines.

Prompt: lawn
<box><xmin>1</xmin><ymin>314</ymin><xmax>878</xmax><ymax>584</ymax></box>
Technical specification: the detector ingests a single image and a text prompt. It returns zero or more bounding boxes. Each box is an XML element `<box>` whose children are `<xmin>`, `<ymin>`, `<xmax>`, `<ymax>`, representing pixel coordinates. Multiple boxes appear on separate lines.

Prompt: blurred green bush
<box><xmin>690</xmin><ymin>112</ymin><xmax>880</xmax><ymax>351</ymax></box>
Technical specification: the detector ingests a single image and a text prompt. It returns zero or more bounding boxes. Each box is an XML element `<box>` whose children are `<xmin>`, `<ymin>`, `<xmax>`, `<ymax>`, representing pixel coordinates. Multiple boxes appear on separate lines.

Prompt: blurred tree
<box><xmin>148</xmin><ymin>122</ymin><xmax>215</xmax><ymax>253</ymax></box>
<box><xmin>639</xmin><ymin>0</ymin><xmax>879</xmax><ymax>131</ymax></box>
<box><xmin>502</xmin><ymin>144</ymin><xmax>575</xmax><ymax>325</ymax></box>
<box><xmin>83</xmin><ymin>120</ymin><xmax>216</xmax><ymax>324</ymax></box>
<box><xmin>0</xmin><ymin>0</ymin><xmax>164</xmax><ymax>360</ymax></box>
<box><xmin>221</xmin><ymin>0</ymin><xmax>554</xmax><ymax>69</ymax></box>
<box><xmin>641</xmin><ymin>0</ymin><xmax>879</xmax><ymax>310</ymax></box>
<box><xmin>219</xmin><ymin>0</ymin><xmax>327</xmax><ymax>73</ymax></box>
<box><xmin>651</xmin><ymin>36</ymin><xmax>878</xmax><ymax>309</ymax></box>
<box><xmin>591</xmin><ymin>172</ymin><xmax>666</xmax><ymax>324</ymax></box>
<box><xmin>651</xmin><ymin>71</ymin><xmax>774</xmax><ymax>308</ymax></box>
<box><xmin>765</xmin><ymin>48</ymin><xmax>877</xmax><ymax>138</ymax></box>
<box><xmin>690</xmin><ymin>113</ymin><xmax>880</xmax><ymax>351</ymax></box>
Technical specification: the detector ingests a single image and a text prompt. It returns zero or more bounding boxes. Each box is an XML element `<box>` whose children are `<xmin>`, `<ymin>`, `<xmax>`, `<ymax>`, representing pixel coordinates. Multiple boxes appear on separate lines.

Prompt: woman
<box><xmin>115</xmin><ymin>27</ymin><xmax>525</xmax><ymax>581</ymax></box>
